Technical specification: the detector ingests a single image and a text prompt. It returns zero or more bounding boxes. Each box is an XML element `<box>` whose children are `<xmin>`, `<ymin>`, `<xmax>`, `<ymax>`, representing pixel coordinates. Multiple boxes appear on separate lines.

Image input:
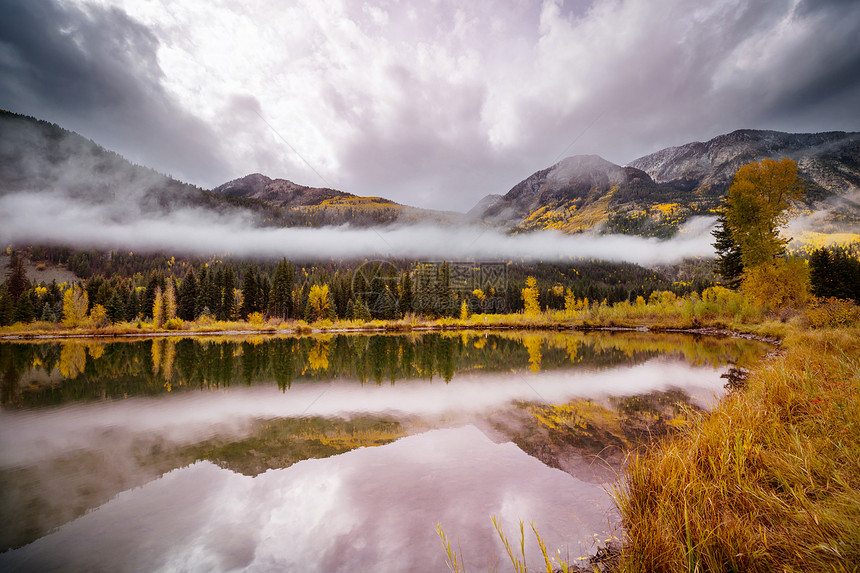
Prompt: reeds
<box><xmin>614</xmin><ymin>328</ymin><xmax>860</xmax><ymax>572</ymax></box>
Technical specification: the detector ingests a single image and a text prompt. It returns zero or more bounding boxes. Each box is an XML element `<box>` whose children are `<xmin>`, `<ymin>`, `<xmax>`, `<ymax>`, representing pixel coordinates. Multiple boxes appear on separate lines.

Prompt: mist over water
<box><xmin>0</xmin><ymin>359</ymin><xmax>725</xmax><ymax>469</ymax></box>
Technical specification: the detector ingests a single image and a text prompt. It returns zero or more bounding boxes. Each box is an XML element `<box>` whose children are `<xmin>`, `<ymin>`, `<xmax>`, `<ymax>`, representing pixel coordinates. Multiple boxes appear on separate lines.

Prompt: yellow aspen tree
<box><xmin>62</xmin><ymin>285</ymin><xmax>89</xmax><ymax>327</ymax></box>
<box><xmin>725</xmin><ymin>158</ymin><xmax>803</xmax><ymax>268</ymax></box>
<box><xmin>307</xmin><ymin>284</ymin><xmax>331</xmax><ymax>322</ymax></box>
<box><xmin>521</xmin><ymin>276</ymin><xmax>540</xmax><ymax>316</ymax></box>
<box><xmin>153</xmin><ymin>287</ymin><xmax>164</xmax><ymax>328</ymax></box>
<box><xmin>164</xmin><ymin>281</ymin><xmax>177</xmax><ymax>321</ymax></box>
<box><xmin>460</xmin><ymin>300</ymin><xmax>470</xmax><ymax>320</ymax></box>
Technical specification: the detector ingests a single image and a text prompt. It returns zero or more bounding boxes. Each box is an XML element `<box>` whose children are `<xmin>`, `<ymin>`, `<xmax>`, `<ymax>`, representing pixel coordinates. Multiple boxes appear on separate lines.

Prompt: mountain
<box><xmin>472</xmin><ymin>154</ymin><xmax>703</xmax><ymax>237</ymax></box>
<box><xmin>3</xmin><ymin>109</ymin><xmax>857</xmax><ymax>241</ymax></box>
<box><xmin>213</xmin><ymin>173</ymin><xmax>463</xmax><ymax>227</ymax></box>
<box><xmin>0</xmin><ymin>110</ymin><xmax>460</xmax><ymax>230</ymax></box>
<box><xmin>471</xmin><ymin>129</ymin><xmax>860</xmax><ymax>237</ymax></box>
<box><xmin>0</xmin><ymin>110</ymin><xmax>277</xmax><ymax>223</ymax></box>
<box><xmin>629</xmin><ymin>129</ymin><xmax>860</xmax><ymax>194</ymax></box>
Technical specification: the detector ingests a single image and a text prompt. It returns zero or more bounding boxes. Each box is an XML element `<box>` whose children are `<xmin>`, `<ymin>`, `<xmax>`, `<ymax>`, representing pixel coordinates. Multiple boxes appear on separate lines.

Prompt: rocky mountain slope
<box><xmin>213</xmin><ymin>173</ymin><xmax>463</xmax><ymax>227</ymax></box>
<box><xmin>0</xmin><ymin>110</ymin><xmax>276</xmax><ymax>223</ymax></box>
<box><xmin>471</xmin><ymin>129</ymin><xmax>860</xmax><ymax>237</ymax></box>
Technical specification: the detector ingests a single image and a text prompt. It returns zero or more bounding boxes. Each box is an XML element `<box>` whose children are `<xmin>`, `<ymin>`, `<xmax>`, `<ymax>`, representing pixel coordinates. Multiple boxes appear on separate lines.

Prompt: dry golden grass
<box><xmin>614</xmin><ymin>328</ymin><xmax>860</xmax><ymax>572</ymax></box>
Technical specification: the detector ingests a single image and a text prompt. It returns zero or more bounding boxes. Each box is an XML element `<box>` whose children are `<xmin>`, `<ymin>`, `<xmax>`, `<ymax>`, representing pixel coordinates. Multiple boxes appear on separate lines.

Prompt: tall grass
<box><xmin>614</xmin><ymin>328</ymin><xmax>860</xmax><ymax>572</ymax></box>
<box><xmin>437</xmin><ymin>518</ymin><xmax>576</xmax><ymax>573</ymax></box>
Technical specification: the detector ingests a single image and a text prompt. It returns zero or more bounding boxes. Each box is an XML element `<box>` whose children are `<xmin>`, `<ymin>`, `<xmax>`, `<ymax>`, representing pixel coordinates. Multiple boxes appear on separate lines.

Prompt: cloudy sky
<box><xmin>2</xmin><ymin>0</ymin><xmax>859</xmax><ymax>212</ymax></box>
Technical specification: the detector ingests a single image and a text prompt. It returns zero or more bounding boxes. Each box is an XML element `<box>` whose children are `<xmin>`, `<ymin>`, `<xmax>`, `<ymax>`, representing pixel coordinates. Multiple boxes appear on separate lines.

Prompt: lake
<box><xmin>0</xmin><ymin>330</ymin><xmax>768</xmax><ymax>572</ymax></box>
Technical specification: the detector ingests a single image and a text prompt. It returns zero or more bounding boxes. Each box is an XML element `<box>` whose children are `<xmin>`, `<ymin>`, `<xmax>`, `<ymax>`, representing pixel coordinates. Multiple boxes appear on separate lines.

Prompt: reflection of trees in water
<box><xmin>0</xmin><ymin>332</ymin><xmax>770</xmax><ymax>407</ymax></box>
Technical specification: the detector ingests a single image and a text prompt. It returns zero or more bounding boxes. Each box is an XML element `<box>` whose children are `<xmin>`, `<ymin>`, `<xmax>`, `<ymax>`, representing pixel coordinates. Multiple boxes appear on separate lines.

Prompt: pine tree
<box><xmin>221</xmin><ymin>266</ymin><xmax>236</xmax><ymax>321</ymax></box>
<box><xmin>12</xmin><ymin>290</ymin><xmax>35</xmax><ymax>323</ymax></box>
<box><xmin>40</xmin><ymin>302</ymin><xmax>55</xmax><ymax>323</ymax></box>
<box><xmin>126</xmin><ymin>288</ymin><xmax>141</xmax><ymax>321</ymax></box>
<box><xmin>177</xmin><ymin>268</ymin><xmax>198</xmax><ymax>320</ymax></box>
<box><xmin>269</xmin><ymin>259</ymin><xmax>295</xmax><ymax>319</ymax></box>
<box><xmin>240</xmin><ymin>266</ymin><xmax>259</xmax><ymax>319</ymax></box>
<box><xmin>6</xmin><ymin>250</ymin><xmax>29</xmax><ymax>305</ymax></box>
<box><xmin>712</xmin><ymin>210</ymin><xmax>744</xmax><ymax>289</ymax></box>
<box><xmin>0</xmin><ymin>288</ymin><xmax>12</xmax><ymax>326</ymax></box>
<box><xmin>106</xmin><ymin>291</ymin><xmax>125</xmax><ymax>324</ymax></box>
<box><xmin>809</xmin><ymin>248</ymin><xmax>834</xmax><ymax>298</ymax></box>
<box><xmin>196</xmin><ymin>267</ymin><xmax>209</xmax><ymax>316</ymax></box>
<box><xmin>143</xmin><ymin>271</ymin><xmax>164</xmax><ymax>319</ymax></box>
<box><xmin>399</xmin><ymin>271</ymin><xmax>413</xmax><ymax>317</ymax></box>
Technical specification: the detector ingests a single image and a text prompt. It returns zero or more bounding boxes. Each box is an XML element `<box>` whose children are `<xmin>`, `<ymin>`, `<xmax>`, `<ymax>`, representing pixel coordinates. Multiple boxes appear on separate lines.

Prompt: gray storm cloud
<box><xmin>0</xmin><ymin>191</ymin><xmax>717</xmax><ymax>265</ymax></box>
<box><xmin>2</xmin><ymin>0</ymin><xmax>859</xmax><ymax>211</ymax></box>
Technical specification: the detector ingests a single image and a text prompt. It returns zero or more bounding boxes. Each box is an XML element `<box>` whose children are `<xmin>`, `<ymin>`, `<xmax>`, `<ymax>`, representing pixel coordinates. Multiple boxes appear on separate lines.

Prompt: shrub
<box><xmin>804</xmin><ymin>297</ymin><xmax>860</xmax><ymax>328</ymax></box>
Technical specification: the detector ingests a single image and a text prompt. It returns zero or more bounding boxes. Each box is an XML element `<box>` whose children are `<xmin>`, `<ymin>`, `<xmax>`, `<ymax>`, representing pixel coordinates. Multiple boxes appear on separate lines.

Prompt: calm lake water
<box><xmin>0</xmin><ymin>331</ymin><xmax>768</xmax><ymax>572</ymax></box>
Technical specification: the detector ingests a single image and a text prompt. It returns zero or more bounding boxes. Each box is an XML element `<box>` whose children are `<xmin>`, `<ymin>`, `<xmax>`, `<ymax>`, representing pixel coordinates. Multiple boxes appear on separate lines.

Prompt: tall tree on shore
<box><xmin>240</xmin><ymin>266</ymin><xmax>260</xmax><ymax>319</ymax></box>
<box><xmin>178</xmin><ymin>268</ymin><xmax>198</xmax><ymax>321</ymax></box>
<box><xmin>725</xmin><ymin>158</ymin><xmax>803</xmax><ymax>268</ymax></box>
<box><xmin>724</xmin><ymin>158</ymin><xmax>807</xmax><ymax>307</ymax></box>
<box><xmin>269</xmin><ymin>259</ymin><xmax>294</xmax><ymax>319</ymax></box>
<box><xmin>6</xmin><ymin>250</ymin><xmax>29</xmax><ymax>305</ymax></box>
<box><xmin>221</xmin><ymin>266</ymin><xmax>236</xmax><ymax>321</ymax></box>
<box><xmin>711</xmin><ymin>209</ymin><xmax>744</xmax><ymax>289</ymax></box>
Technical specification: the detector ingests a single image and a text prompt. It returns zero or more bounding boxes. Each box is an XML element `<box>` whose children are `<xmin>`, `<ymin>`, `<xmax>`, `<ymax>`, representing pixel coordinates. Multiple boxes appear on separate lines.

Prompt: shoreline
<box><xmin>0</xmin><ymin>321</ymin><xmax>782</xmax><ymax>345</ymax></box>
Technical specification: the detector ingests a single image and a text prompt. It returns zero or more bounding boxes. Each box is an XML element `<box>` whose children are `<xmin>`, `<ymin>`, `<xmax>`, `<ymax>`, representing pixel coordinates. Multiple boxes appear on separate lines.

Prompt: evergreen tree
<box><xmin>106</xmin><ymin>291</ymin><xmax>125</xmax><ymax>323</ymax></box>
<box><xmin>40</xmin><ymin>302</ymin><xmax>55</xmax><ymax>323</ymax></box>
<box><xmin>143</xmin><ymin>271</ymin><xmax>165</xmax><ymax>319</ymax></box>
<box><xmin>240</xmin><ymin>266</ymin><xmax>259</xmax><ymax>319</ymax></box>
<box><xmin>178</xmin><ymin>268</ymin><xmax>199</xmax><ymax>320</ymax></box>
<box><xmin>196</xmin><ymin>267</ymin><xmax>210</xmax><ymax>316</ymax></box>
<box><xmin>399</xmin><ymin>271</ymin><xmax>413</xmax><ymax>317</ymax></box>
<box><xmin>0</xmin><ymin>288</ymin><xmax>12</xmax><ymax>326</ymax></box>
<box><xmin>712</xmin><ymin>210</ymin><xmax>744</xmax><ymax>289</ymax></box>
<box><xmin>809</xmin><ymin>248</ymin><xmax>834</xmax><ymax>298</ymax></box>
<box><xmin>12</xmin><ymin>290</ymin><xmax>35</xmax><ymax>323</ymax></box>
<box><xmin>6</xmin><ymin>250</ymin><xmax>29</xmax><ymax>305</ymax></box>
<box><xmin>212</xmin><ymin>267</ymin><xmax>225</xmax><ymax>318</ymax></box>
<box><xmin>269</xmin><ymin>259</ymin><xmax>295</xmax><ymax>319</ymax></box>
<box><xmin>126</xmin><ymin>288</ymin><xmax>141</xmax><ymax>321</ymax></box>
<box><xmin>221</xmin><ymin>266</ymin><xmax>236</xmax><ymax>321</ymax></box>
<box><xmin>85</xmin><ymin>275</ymin><xmax>105</xmax><ymax>312</ymax></box>
<box><xmin>258</xmin><ymin>275</ymin><xmax>270</xmax><ymax>315</ymax></box>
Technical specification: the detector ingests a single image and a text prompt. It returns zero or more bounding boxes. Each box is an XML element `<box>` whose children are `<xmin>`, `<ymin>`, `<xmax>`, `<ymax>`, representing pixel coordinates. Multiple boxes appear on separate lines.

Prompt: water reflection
<box><xmin>1</xmin><ymin>427</ymin><xmax>613</xmax><ymax>573</ymax></box>
<box><xmin>1</xmin><ymin>331</ymin><xmax>766</xmax><ymax>408</ymax></box>
<box><xmin>0</xmin><ymin>331</ymin><xmax>770</xmax><ymax>569</ymax></box>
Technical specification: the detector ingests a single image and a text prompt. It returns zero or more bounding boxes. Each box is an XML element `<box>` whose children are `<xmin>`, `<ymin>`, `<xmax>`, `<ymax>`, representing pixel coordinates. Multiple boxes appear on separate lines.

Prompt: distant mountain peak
<box><xmin>546</xmin><ymin>155</ymin><xmax>627</xmax><ymax>190</ymax></box>
<box><xmin>470</xmin><ymin>128</ymin><xmax>860</xmax><ymax>237</ymax></box>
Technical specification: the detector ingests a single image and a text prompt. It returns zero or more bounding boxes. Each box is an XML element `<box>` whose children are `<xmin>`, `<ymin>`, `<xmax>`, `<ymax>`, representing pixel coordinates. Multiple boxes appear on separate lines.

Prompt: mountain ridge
<box><xmin>2</xmin><ymin>110</ymin><xmax>857</xmax><ymax>240</ymax></box>
<box><xmin>470</xmin><ymin>128</ymin><xmax>860</xmax><ymax>236</ymax></box>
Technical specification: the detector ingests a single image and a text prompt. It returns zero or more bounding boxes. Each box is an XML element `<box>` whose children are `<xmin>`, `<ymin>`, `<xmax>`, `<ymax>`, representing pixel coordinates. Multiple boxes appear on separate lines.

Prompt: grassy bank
<box><xmin>0</xmin><ymin>286</ymin><xmax>796</xmax><ymax>340</ymax></box>
<box><xmin>614</xmin><ymin>327</ymin><xmax>860</xmax><ymax>572</ymax></box>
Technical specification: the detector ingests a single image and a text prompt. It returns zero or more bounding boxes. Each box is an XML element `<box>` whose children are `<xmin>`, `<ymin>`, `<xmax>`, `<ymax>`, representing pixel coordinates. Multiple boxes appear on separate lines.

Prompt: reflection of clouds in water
<box><xmin>0</xmin><ymin>359</ymin><xmax>725</xmax><ymax>468</ymax></box>
<box><xmin>0</xmin><ymin>426</ymin><xmax>613</xmax><ymax>573</ymax></box>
